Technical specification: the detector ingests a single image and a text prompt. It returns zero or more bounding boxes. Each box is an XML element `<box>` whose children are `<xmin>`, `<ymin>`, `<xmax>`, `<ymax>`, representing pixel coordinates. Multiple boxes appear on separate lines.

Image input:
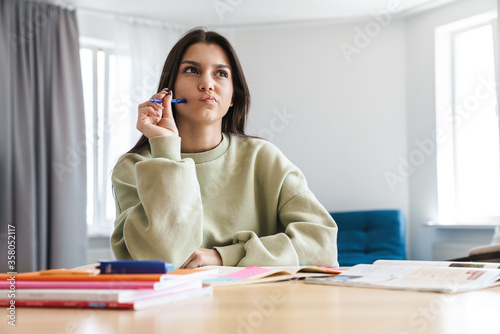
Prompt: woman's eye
<box><xmin>184</xmin><ymin>67</ymin><xmax>199</xmax><ymax>74</ymax></box>
<box><xmin>215</xmin><ymin>70</ymin><xmax>228</xmax><ymax>78</ymax></box>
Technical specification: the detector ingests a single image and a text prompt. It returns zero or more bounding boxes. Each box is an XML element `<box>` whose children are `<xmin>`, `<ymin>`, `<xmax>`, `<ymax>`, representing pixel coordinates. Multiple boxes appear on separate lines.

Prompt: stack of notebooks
<box><xmin>0</xmin><ymin>261</ymin><xmax>216</xmax><ymax>310</ymax></box>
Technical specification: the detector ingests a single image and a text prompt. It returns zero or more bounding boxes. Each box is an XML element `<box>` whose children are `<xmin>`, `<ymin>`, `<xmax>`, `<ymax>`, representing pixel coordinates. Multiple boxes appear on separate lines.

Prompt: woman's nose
<box><xmin>198</xmin><ymin>73</ymin><xmax>214</xmax><ymax>91</ymax></box>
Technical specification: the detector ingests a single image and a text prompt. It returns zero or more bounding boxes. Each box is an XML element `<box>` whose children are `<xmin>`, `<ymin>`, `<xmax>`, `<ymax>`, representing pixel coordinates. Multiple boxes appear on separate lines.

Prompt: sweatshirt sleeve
<box><xmin>111</xmin><ymin>136</ymin><xmax>203</xmax><ymax>268</ymax></box>
<box><xmin>215</xmin><ymin>161</ymin><xmax>339</xmax><ymax>268</ymax></box>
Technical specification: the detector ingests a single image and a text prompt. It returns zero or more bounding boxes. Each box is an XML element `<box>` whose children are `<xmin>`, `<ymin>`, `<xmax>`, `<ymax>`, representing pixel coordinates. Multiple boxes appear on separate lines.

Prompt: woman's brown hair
<box><xmin>127</xmin><ymin>27</ymin><xmax>251</xmax><ymax>154</ymax></box>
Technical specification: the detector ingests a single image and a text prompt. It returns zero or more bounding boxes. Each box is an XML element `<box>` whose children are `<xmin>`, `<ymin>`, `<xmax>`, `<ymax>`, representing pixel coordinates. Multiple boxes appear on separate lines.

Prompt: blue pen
<box><xmin>150</xmin><ymin>98</ymin><xmax>186</xmax><ymax>103</ymax></box>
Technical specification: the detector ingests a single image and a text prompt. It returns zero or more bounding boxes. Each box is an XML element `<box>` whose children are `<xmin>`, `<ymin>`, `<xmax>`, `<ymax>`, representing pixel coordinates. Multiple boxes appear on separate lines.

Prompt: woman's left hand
<box><xmin>180</xmin><ymin>248</ymin><xmax>223</xmax><ymax>268</ymax></box>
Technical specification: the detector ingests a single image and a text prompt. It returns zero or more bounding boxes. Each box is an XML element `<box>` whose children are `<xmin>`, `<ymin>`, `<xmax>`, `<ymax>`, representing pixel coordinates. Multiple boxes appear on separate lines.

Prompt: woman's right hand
<box><xmin>136</xmin><ymin>88</ymin><xmax>179</xmax><ymax>138</ymax></box>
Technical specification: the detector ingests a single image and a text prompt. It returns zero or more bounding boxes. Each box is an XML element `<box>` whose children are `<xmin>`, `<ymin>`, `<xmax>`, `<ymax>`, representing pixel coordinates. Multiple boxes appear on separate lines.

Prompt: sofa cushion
<box><xmin>330</xmin><ymin>210</ymin><xmax>406</xmax><ymax>267</ymax></box>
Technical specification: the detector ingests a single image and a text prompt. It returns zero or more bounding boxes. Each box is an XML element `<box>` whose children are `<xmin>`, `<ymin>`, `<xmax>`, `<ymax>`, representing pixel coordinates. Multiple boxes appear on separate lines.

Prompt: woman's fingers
<box><xmin>138</xmin><ymin>103</ymin><xmax>161</xmax><ymax>123</ymax></box>
<box><xmin>138</xmin><ymin>89</ymin><xmax>168</xmax><ymax>123</ymax></box>
<box><xmin>148</xmin><ymin>88</ymin><xmax>175</xmax><ymax>120</ymax></box>
<box><xmin>148</xmin><ymin>102</ymin><xmax>163</xmax><ymax>119</ymax></box>
<box><xmin>136</xmin><ymin>88</ymin><xmax>179</xmax><ymax>138</ymax></box>
<box><xmin>180</xmin><ymin>252</ymin><xmax>196</xmax><ymax>269</ymax></box>
<box><xmin>163</xmin><ymin>90</ymin><xmax>174</xmax><ymax>118</ymax></box>
<box><xmin>151</xmin><ymin>88</ymin><xmax>170</xmax><ymax>106</ymax></box>
<box><xmin>180</xmin><ymin>249</ymin><xmax>223</xmax><ymax>268</ymax></box>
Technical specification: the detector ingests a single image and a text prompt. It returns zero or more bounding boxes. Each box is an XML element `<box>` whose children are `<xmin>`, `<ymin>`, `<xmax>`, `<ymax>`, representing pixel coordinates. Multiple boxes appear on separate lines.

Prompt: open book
<box><xmin>200</xmin><ymin>265</ymin><xmax>342</xmax><ymax>287</ymax></box>
<box><xmin>304</xmin><ymin>260</ymin><xmax>500</xmax><ymax>293</ymax></box>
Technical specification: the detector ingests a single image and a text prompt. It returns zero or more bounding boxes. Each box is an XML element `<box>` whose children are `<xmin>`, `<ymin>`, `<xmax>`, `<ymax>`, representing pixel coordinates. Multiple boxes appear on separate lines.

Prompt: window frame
<box><xmin>435</xmin><ymin>11</ymin><xmax>500</xmax><ymax>226</ymax></box>
<box><xmin>80</xmin><ymin>37</ymin><xmax>116</xmax><ymax>236</ymax></box>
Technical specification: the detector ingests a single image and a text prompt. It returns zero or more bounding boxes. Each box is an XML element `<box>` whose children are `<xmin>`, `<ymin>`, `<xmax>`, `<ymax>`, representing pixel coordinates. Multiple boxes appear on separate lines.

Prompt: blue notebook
<box><xmin>98</xmin><ymin>260</ymin><xmax>175</xmax><ymax>274</ymax></box>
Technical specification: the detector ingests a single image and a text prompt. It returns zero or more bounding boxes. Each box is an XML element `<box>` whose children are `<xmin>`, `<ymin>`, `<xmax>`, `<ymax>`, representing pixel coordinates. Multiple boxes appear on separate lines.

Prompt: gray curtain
<box><xmin>0</xmin><ymin>0</ymin><xmax>87</xmax><ymax>272</ymax></box>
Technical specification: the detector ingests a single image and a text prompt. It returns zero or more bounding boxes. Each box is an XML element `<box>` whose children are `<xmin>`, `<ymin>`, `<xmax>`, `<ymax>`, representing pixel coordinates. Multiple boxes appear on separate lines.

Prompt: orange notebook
<box><xmin>0</xmin><ymin>268</ymin><xmax>218</xmax><ymax>282</ymax></box>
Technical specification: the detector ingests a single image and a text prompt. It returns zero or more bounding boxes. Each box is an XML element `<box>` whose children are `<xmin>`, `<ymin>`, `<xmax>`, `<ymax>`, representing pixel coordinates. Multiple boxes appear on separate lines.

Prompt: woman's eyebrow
<box><xmin>180</xmin><ymin>60</ymin><xmax>201</xmax><ymax>67</ymax></box>
<box><xmin>215</xmin><ymin>64</ymin><xmax>231</xmax><ymax>70</ymax></box>
<box><xmin>180</xmin><ymin>60</ymin><xmax>230</xmax><ymax>70</ymax></box>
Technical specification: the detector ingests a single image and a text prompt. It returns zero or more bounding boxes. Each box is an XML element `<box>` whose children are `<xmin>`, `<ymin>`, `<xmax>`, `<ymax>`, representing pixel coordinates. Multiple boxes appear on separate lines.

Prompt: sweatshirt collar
<box><xmin>181</xmin><ymin>133</ymin><xmax>229</xmax><ymax>164</ymax></box>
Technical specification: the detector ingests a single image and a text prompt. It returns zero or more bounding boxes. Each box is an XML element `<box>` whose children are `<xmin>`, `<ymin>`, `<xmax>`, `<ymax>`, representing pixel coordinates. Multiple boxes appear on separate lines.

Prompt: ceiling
<box><xmin>72</xmin><ymin>0</ymin><xmax>460</xmax><ymax>28</ymax></box>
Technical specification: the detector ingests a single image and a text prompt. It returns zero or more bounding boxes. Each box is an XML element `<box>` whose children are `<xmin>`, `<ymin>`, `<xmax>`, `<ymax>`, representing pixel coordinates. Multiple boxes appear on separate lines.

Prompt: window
<box><xmin>80</xmin><ymin>38</ymin><xmax>136</xmax><ymax>235</ymax></box>
<box><xmin>435</xmin><ymin>11</ymin><xmax>500</xmax><ymax>225</ymax></box>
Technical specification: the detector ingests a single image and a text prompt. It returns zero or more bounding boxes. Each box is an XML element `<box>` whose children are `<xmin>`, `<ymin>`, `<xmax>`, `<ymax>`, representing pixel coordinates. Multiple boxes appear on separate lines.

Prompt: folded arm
<box><xmin>215</xmin><ymin>172</ymin><xmax>339</xmax><ymax>268</ymax></box>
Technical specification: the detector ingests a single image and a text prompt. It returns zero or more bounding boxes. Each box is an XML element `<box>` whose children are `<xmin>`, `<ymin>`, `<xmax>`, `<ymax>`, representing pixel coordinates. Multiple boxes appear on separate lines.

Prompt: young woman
<box><xmin>111</xmin><ymin>28</ymin><xmax>338</xmax><ymax>269</ymax></box>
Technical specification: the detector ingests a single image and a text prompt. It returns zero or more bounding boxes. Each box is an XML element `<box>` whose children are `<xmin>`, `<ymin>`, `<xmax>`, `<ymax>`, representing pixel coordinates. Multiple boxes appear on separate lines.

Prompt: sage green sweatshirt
<box><xmin>111</xmin><ymin>133</ymin><xmax>338</xmax><ymax>268</ymax></box>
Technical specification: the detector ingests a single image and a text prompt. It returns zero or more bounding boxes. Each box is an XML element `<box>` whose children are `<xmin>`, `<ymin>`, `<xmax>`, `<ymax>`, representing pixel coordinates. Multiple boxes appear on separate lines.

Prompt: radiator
<box><xmin>432</xmin><ymin>242</ymin><xmax>484</xmax><ymax>261</ymax></box>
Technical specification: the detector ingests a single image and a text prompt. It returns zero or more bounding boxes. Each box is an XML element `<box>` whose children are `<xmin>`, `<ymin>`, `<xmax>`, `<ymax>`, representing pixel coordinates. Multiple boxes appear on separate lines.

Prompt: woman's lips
<box><xmin>200</xmin><ymin>95</ymin><xmax>217</xmax><ymax>104</ymax></box>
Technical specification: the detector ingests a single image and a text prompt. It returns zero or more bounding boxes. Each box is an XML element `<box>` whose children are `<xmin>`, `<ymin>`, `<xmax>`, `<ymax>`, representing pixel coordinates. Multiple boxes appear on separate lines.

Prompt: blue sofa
<box><xmin>330</xmin><ymin>210</ymin><xmax>406</xmax><ymax>267</ymax></box>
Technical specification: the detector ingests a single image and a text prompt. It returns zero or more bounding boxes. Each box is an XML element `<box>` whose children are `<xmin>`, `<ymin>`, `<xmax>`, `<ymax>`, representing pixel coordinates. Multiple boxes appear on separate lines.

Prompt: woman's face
<box><xmin>173</xmin><ymin>42</ymin><xmax>234</xmax><ymax>129</ymax></box>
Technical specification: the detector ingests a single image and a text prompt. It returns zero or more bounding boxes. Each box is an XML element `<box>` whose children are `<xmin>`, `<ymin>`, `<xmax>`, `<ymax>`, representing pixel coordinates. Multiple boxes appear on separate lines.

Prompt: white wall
<box><xmin>406</xmin><ymin>0</ymin><xmax>497</xmax><ymax>260</ymax></box>
<box><xmin>233</xmin><ymin>20</ymin><xmax>408</xmax><ymax>217</ymax></box>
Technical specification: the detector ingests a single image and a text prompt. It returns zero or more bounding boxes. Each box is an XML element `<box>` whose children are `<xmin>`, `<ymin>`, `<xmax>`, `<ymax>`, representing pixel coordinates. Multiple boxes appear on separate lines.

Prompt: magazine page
<box><xmin>374</xmin><ymin>260</ymin><xmax>500</xmax><ymax>269</ymax></box>
<box><xmin>305</xmin><ymin>264</ymin><xmax>500</xmax><ymax>293</ymax></box>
